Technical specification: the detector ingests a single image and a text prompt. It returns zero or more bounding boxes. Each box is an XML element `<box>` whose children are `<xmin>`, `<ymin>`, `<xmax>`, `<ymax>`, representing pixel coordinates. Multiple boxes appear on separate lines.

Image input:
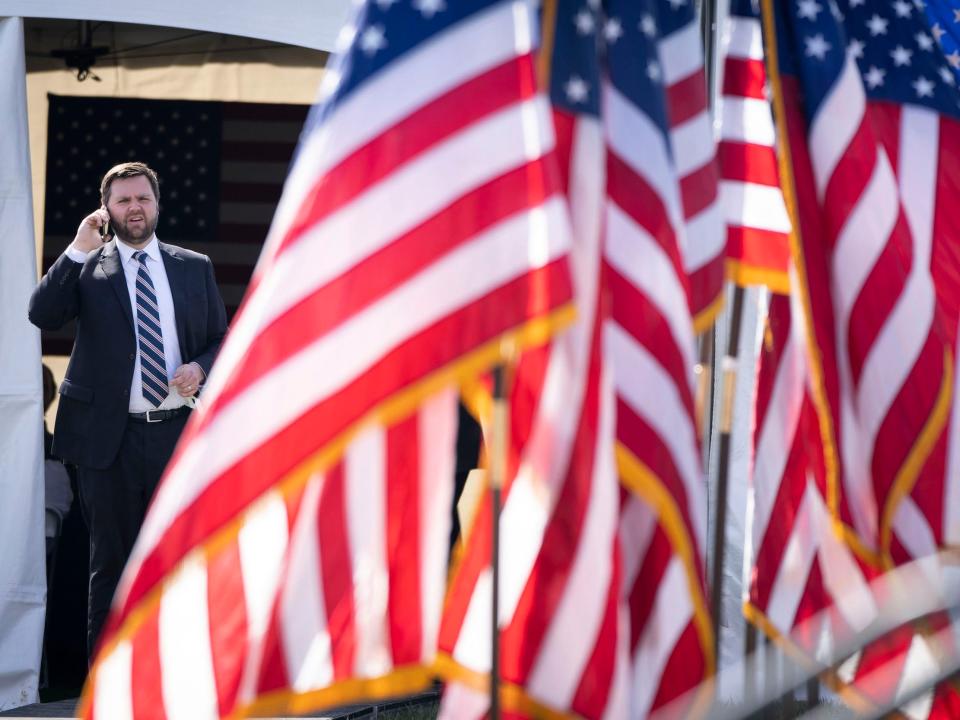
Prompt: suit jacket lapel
<box><xmin>100</xmin><ymin>241</ymin><xmax>134</xmax><ymax>331</ymax></box>
<box><xmin>160</xmin><ymin>242</ymin><xmax>189</xmax><ymax>359</ymax></box>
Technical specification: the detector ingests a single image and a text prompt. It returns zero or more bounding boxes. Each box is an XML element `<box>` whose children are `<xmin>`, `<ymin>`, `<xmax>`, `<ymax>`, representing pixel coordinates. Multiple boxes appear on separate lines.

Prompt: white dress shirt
<box><xmin>66</xmin><ymin>235</ymin><xmax>187</xmax><ymax>412</ymax></box>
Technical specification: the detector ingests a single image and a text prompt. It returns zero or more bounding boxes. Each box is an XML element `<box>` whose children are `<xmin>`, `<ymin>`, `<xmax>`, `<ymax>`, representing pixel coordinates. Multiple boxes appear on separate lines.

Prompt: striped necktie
<box><xmin>132</xmin><ymin>251</ymin><xmax>168</xmax><ymax>407</ymax></box>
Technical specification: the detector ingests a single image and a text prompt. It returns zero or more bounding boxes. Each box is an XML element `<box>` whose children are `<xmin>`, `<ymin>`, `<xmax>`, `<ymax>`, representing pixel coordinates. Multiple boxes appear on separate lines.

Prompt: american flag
<box><xmin>770</xmin><ymin>0</ymin><xmax>960</xmax><ymax>568</ymax></box>
<box><xmin>42</xmin><ymin>95</ymin><xmax>308</xmax><ymax>355</ymax></box>
<box><xmin>436</xmin><ymin>0</ymin><xmax>713</xmax><ymax>716</ymax></box>
<box><xmin>78</xmin><ymin>0</ymin><xmax>574</xmax><ymax>715</ymax></box>
<box><xmin>719</xmin><ymin>0</ymin><xmax>791</xmax><ymax>293</ymax></box>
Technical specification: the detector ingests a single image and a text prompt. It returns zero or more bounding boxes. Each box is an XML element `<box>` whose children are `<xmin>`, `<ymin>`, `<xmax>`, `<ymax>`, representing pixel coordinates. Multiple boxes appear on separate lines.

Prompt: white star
<box><xmin>413</xmin><ymin>0</ymin><xmax>445</xmax><ymax>18</ymax></box>
<box><xmin>374</xmin><ymin>0</ymin><xmax>399</xmax><ymax>8</ymax></box>
<box><xmin>954</xmin><ymin>8</ymin><xmax>960</xmax><ymax>23</ymax></box>
<box><xmin>667</xmin><ymin>0</ymin><xmax>687</xmax><ymax>8</ymax></box>
<box><xmin>892</xmin><ymin>0</ymin><xmax>912</xmax><ymax>17</ymax></box>
<box><xmin>866</xmin><ymin>14</ymin><xmax>888</xmax><ymax>36</ymax></box>
<box><xmin>797</xmin><ymin>0</ymin><xmax>822</xmax><ymax>20</ymax></box>
<box><xmin>830</xmin><ymin>1</ymin><xmax>844</xmax><ymax>21</ymax></box>
<box><xmin>914</xmin><ymin>0</ymin><xmax>925</xmax><ymax>7</ymax></box>
<box><xmin>891</xmin><ymin>44</ymin><xmax>913</xmax><ymax>66</ymax></box>
<box><xmin>915</xmin><ymin>32</ymin><xmax>934</xmax><ymax>51</ymax></box>
<box><xmin>805</xmin><ymin>33</ymin><xmax>831</xmax><ymax>60</ymax></box>
<box><xmin>933</xmin><ymin>23</ymin><xmax>946</xmax><ymax>43</ymax></box>
<box><xmin>948</xmin><ymin>51</ymin><xmax>960</xmax><ymax>69</ymax></box>
<box><xmin>640</xmin><ymin>13</ymin><xmax>657</xmax><ymax>38</ymax></box>
<box><xmin>647</xmin><ymin>59</ymin><xmax>662</xmax><ymax>81</ymax></box>
<box><xmin>574</xmin><ymin>9</ymin><xmax>595</xmax><ymax>34</ymax></box>
<box><xmin>336</xmin><ymin>23</ymin><xmax>357</xmax><ymax>51</ymax></box>
<box><xmin>565</xmin><ymin>75</ymin><xmax>589</xmax><ymax>103</ymax></box>
<box><xmin>848</xmin><ymin>37</ymin><xmax>865</xmax><ymax>59</ymax></box>
<box><xmin>939</xmin><ymin>66</ymin><xmax>956</xmax><ymax>85</ymax></box>
<box><xmin>913</xmin><ymin>76</ymin><xmax>935</xmax><ymax>97</ymax></box>
<box><xmin>358</xmin><ymin>24</ymin><xmax>387</xmax><ymax>55</ymax></box>
<box><xmin>864</xmin><ymin>65</ymin><xmax>886</xmax><ymax>88</ymax></box>
<box><xmin>604</xmin><ymin>17</ymin><xmax>624</xmax><ymax>43</ymax></box>
<box><xmin>849</xmin><ymin>0</ymin><xmax>865</xmax><ymax>5</ymax></box>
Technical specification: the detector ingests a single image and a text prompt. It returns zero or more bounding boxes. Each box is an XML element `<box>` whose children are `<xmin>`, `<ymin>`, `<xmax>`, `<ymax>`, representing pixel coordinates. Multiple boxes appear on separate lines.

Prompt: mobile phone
<box><xmin>99</xmin><ymin>219</ymin><xmax>110</xmax><ymax>241</ymax></box>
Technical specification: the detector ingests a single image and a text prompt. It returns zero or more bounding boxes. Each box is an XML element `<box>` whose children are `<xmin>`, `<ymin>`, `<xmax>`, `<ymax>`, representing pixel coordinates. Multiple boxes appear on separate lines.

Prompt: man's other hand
<box><xmin>171</xmin><ymin>363</ymin><xmax>203</xmax><ymax>398</ymax></box>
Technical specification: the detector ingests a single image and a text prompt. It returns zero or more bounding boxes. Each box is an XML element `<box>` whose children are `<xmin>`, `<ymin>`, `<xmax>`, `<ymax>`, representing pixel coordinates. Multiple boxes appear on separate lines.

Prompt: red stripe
<box><xmin>933</xmin><ymin>116</ymin><xmax>960</xmax><ymax>349</ymax></box>
<box><xmin>386</xmin><ymin>415</ymin><xmax>423</xmax><ymax>665</ymax></box>
<box><xmin>221</xmin><ymin>182</ymin><xmax>284</xmax><ymax>203</ymax></box>
<box><xmin>551</xmin><ymin>108</ymin><xmax>576</xmax><ymax>198</ymax></box>
<box><xmin>499</xmin><ymin>316</ymin><xmax>603</xmax><ymax>683</ymax></box>
<box><xmin>688</xmin><ymin>257</ymin><xmax>727</xmax><ymax>320</ymax></box>
<box><xmin>275</xmin><ymin>53</ymin><xmax>539</xmax><ymax>259</ymax></box>
<box><xmin>820</xmin><ymin>120</ymin><xmax>876</xmax><ymax>254</ymax></box>
<box><xmin>616</xmin><ymin>401</ymin><xmax>699</xmax><ymax>552</ymax></box>
<box><xmin>130</xmin><ymin>605</ymin><xmax>166</xmax><ymax>720</ymax></box>
<box><xmin>223</xmin><ymin>102</ymin><xmax>309</xmax><ymax>122</ymax></box>
<box><xmin>317</xmin><ymin>462</ymin><xmax>357</xmax><ymax>680</ymax></box>
<box><xmin>254</xmin><ymin>600</ymin><xmax>291</xmax><ymax>695</ymax></box>
<box><xmin>727</xmin><ymin>225</ymin><xmax>791</xmax><ymax>275</ymax></box>
<box><xmin>679</xmin><ymin>160</ymin><xmax>719</xmax><ymax>220</ymax></box>
<box><xmin>206</xmin><ymin>540</ymin><xmax>248</xmax><ymax>717</ymax></box>
<box><xmin>627</xmin><ymin>526</ymin><xmax>672</xmax><ymax>650</ymax></box>
<box><xmin>119</xmin><ymin>262</ymin><xmax>572</xmax><ymax>622</ymax></box>
<box><xmin>718</xmin><ymin>141</ymin><xmax>781</xmax><ymax>186</ymax></box>
<box><xmin>753</xmin><ymin>293</ymin><xmax>793</xmax><ymax>437</ymax></box>
<box><xmin>606</xmin><ymin>268</ymin><xmax>696</xmax><ymax>420</ymax></box>
<box><xmin>207</xmin><ymin>157</ymin><xmax>562</xmax><ymax>420</ymax></box>
<box><xmin>649</xmin><ymin>622</ymin><xmax>705</xmax><ymax>715</ymax></box>
<box><xmin>666</xmin><ymin>71</ymin><xmax>708</xmax><ymax>127</ymax></box>
<box><xmin>722</xmin><ymin>57</ymin><xmax>767</xmax><ymax>100</ymax></box>
<box><xmin>606</xmin><ymin>149</ymin><xmax>687</xmax><ymax>287</ymax></box>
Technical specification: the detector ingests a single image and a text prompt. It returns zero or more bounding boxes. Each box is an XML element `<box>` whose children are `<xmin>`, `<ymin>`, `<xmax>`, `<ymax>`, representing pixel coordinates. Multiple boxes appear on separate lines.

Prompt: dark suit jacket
<box><xmin>28</xmin><ymin>240</ymin><xmax>228</xmax><ymax>470</ymax></box>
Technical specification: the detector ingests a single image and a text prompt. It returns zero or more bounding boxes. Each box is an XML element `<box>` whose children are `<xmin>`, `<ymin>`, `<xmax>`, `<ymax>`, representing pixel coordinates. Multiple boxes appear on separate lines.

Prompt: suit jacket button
<box><xmin>123</xmin><ymin>389</ymin><xmax>129</xmax><ymax>397</ymax></box>
<box><xmin>129</xmin><ymin>353</ymin><xmax>135</xmax><ymax>360</ymax></box>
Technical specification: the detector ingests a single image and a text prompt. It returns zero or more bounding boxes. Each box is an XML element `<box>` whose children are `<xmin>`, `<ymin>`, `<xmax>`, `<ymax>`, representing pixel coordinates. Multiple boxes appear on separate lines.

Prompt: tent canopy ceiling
<box><xmin>0</xmin><ymin>0</ymin><xmax>350</xmax><ymax>51</ymax></box>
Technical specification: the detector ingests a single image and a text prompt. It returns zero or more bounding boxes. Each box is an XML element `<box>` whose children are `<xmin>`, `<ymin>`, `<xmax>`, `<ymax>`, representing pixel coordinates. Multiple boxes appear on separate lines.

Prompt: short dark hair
<box><xmin>100</xmin><ymin>162</ymin><xmax>160</xmax><ymax>205</ymax></box>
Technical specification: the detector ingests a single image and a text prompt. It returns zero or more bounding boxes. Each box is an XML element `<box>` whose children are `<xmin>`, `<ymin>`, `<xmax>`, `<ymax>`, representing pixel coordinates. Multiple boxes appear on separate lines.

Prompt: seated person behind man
<box><xmin>28</xmin><ymin>162</ymin><xmax>227</xmax><ymax>659</ymax></box>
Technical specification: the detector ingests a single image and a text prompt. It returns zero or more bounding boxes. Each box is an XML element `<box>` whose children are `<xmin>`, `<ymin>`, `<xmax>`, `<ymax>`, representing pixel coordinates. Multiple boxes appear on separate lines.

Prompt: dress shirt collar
<box><xmin>116</xmin><ymin>234</ymin><xmax>160</xmax><ymax>266</ymax></box>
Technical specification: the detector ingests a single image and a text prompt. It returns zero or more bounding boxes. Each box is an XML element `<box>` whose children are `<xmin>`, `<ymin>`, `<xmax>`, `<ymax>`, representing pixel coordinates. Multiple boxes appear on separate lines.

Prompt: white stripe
<box><xmin>605</xmin><ymin>322</ymin><xmax>706</xmax><ymax>552</ymax></box>
<box><xmin>94</xmin><ymin>641</ymin><xmax>134</xmax><ymax>720</ymax></box>
<box><xmin>600</xmin><ymin>601</ymin><xmax>630</xmax><ymax>720</ymax></box>
<box><xmin>452</xmin><ymin>568</ymin><xmax>493</xmax><ymax>671</ymax></box>
<box><xmin>605</xmin><ymin>84</ymin><xmax>685</xmax><ymax>233</ymax></box>
<box><xmin>158</xmin><ymin>554</ymin><xmax>219</xmax><ymax>720</ymax></box>
<box><xmin>418</xmin><ymin>390</ymin><xmax>457</xmax><ymax>660</ymax></box>
<box><xmin>605</xmin><ymin>200</ymin><xmax>696</xmax><ymax>378</ymax></box>
<box><xmin>896</xmin><ymin>636</ymin><xmax>937</xmax><ymax>720</ymax></box>
<box><xmin>527</xmin><ymin>362</ymin><xmax>618</xmax><ymax>705</ymax></box>
<box><xmin>809</xmin><ymin>484</ymin><xmax>876</xmax><ymax>633</ymax></box>
<box><xmin>809</xmin><ymin>55</ymin><xmax>866</xmax><ymax>199</ymax></box>
<box><xmin>659</xmin><ymin>19</ymin><xmax>703</xmax><ymax>86</ymax></box>
<box><xmin>752</xmin><ymin>327</ymin><xmax>805</xmax><ymax>549</ymax></box>
<box><xmin>280</xmin><ymin>475</ymin><xmax>333</xmax><ymax>691</ymax></box>
<box><xmin>140</xmin><ymin>350</ymin><xmax>167</xmax><ymax>378</ymax></box>
<box><xmin>140</xmin><ymin>363</ymin><xmax>168</xmax><ymax>390</ymax></box>
<box><xmin>893</xmin><ymin>497</ymin><xmax>938</xmax><ymax>562</ymax></box>
<box><xmin>135</xmin><ymin>287</ymin><xmax>160</xmax><ymax>313</ymax></box>
<box><xmin>629</xmin><ymin>558</ymin><xmax>692</xmax><ymax>720</ymax></box>
<box><xmin>670</xmin><ymin>110</ymin><xmax>715</xmax><ymax>179</ymax></box>
<box><xmin>766</xmin><ymin>489</ymin><xmax>818</xmax><ymax>631</ymax></box>
<box><xmin>619</xmin><ymin>496</ymin><xmax>658</xmax><ymax>592</ymax></box>
<box><xmin>236</xmin><ymin>491</ymin><xmax>290</xmax><ymax>705</ymax></box>
<box><xmin>134</xmin><ymin>197</ymin><xmax>570</xmax><ymax>568</ymax></box>
<box><xmin>344</xmin><ymin>425</ymin><xmax>391</xmax><ymax>678</ymax></box>
<box><xmin>269</xmin><ymin>0</ymin><xmax>532</xmax><ymax>252</ymax></box>
<box><xmin>137</xmin><ymin>318</ymin><xmax>165</xmax><ymax>346</ymax></box>
<box><xmin>719</xmin><ymin>96</ymin><xmax>776</xmax><ymax>147</ymax></box>
<box><xmin>682</xmin><ymin>199</ymin><xmax>726</xmax><ymax>274</ymax></box>
<box><xmin>723</xmin><ymin>15</ymin><xmax>764</xmax><ymax>61</ymax></box>
<box><xmin>721</xmin><ymin>180</ymin><xmax>792</xmax><ymax>233</ymax></box>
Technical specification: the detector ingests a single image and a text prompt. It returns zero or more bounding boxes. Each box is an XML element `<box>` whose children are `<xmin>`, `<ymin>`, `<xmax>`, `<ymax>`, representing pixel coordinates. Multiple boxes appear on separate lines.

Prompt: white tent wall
<box><xmin>0</xmin><ymin>16</ymin><xmax>47</xmax><ymax>711</ymax></box>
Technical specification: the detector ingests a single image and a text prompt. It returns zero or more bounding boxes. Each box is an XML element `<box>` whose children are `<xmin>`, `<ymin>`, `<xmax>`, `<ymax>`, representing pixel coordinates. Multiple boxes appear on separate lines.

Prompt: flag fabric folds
<box><xmin>436</xmin><ymin>0</ymin><xmax>714</xmax><ymax>717</ymax></box>
<box><xmin>766</xmin><ymin>0</ymin><xmax>960</xmax><ymax>569</ymax></box>
<box><xmin>79</xmin><ymin>0</ymin><xmax>574</xmax><ymax>716</ymax></box>
<box><xmin>719</xmin><ymin>0</ymin><xmax>791</xmax><ymax>293</ymax></box>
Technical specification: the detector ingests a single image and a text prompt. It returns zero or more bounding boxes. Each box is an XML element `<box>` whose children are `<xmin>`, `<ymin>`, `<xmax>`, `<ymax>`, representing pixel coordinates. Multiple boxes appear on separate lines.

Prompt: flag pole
<box><xmin>489</xmin><ymin>362</ymin><xmax>509</xmax><ymax>720</ymax></box>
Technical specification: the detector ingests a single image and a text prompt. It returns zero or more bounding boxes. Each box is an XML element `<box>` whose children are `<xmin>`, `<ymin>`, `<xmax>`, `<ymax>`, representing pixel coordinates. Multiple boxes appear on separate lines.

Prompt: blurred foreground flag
<box><xmin>436</xmin><ymin>0</ymin><xmax>714</xmax><ymax>717</ymax></box>
<box><xmin>765</xmin><ymin>0</ymin><xmax>960</xmax><ymax>569</ymax></box>
<box><xmin>78</xmin><ymin>0</ymin><xmax>574</xmax><ymax>717</ymax></box>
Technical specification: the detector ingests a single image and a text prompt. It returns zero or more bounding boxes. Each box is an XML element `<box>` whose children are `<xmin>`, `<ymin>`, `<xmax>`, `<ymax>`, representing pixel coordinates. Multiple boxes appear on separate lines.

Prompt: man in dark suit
<box><xmin>29</xmin><ymin>162</ymin><xmax>227</xmax><ymax>658</ymax></box>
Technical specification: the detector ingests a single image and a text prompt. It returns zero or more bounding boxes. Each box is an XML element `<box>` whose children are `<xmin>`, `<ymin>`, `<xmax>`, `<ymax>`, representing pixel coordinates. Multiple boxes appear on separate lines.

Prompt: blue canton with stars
<box><xmin>778</xmin><ymin>0</ymin><xmax>960</xmax><ymax>121</ymax></box>
<box><xmin>300</xmin><ymin>0</ymin><xmax>507</xmax><ymax>139</ymax></box>
<box><xmin>548</xmin><ymin>0</ymin><xmax>699</xmax><ymax>148</ymax></box>
<box><xmin>924</xmin><ymin>1</ymin><xmax>960</xmax><ymax>81</ymax></box>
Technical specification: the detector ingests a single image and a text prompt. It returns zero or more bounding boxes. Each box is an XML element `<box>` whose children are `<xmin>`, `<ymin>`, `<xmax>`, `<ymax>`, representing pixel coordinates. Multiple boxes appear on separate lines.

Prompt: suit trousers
<box><xmin>77</xmin><ymin>411</ymin><xmax>189</xmax><ymax>659</ymax></box>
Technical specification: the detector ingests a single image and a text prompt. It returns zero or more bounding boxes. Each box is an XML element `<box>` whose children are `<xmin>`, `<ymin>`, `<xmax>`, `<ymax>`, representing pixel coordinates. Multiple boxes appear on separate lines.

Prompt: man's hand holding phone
<box><xmin>71</xmin><ymin>207</ymin><xmax>111</xmax><ymax>254</ymax></box>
